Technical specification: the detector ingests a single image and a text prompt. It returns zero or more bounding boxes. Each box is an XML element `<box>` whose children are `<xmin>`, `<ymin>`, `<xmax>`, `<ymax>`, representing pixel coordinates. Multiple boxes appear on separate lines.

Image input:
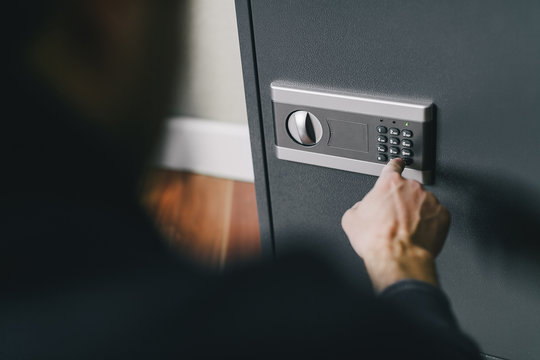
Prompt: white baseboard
<box><xmin>155</xmin><ymin>117</ymin><xmax>254</xmax><ymax>182</ymax></box>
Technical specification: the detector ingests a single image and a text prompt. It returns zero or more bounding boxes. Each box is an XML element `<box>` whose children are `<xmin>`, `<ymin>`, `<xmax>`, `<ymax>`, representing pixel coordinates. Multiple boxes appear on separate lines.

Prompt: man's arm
<box><xmin>342</xmin><ymin>158</ymin><xmax>480</xmax><ymax>358</ymax></box>
<box><xmin>187</xmin><ymin>159</ymin><xmax>479</xmax><ymax>359</ymax></box>
<box><xmin>342</xmin><ymin>158</ymin><xmax>449</xmax><ymax>292</ymax></box>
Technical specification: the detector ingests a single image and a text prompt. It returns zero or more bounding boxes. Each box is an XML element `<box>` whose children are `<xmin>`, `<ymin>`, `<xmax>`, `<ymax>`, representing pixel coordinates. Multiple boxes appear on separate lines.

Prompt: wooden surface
<box><xmin>141</xmin><ymin>169</ymin><xmax>261</xmax><ymax>267</ymax></box>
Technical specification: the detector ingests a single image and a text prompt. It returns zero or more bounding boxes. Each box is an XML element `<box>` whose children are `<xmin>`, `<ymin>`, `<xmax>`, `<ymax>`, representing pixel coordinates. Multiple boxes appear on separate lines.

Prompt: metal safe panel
<box><xmin>238</xmin><ymin>1</ymin><xmax>540</xmax><ymax>359</ymax></box>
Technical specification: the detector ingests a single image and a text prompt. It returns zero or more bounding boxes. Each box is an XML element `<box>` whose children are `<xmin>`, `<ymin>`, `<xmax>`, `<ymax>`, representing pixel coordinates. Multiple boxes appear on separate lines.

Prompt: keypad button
<box><xmin>402</xmin><ymin>129</ymin><xmax>413</xmax><ymax>138</ymax></box>
<box><xmin>401</xmin><ymin>148</ymin><xmax>413</xmax><ymax>157</ymax></box>
<box><xmin>377</xmin><ymin>144</ymin><xmax>387</xmax><ymax>153</ymax></box>
<box><xmin>389</xmin><ymin>146</ymin><xmax>400</xmax><ymax>155</ymax></box>
<box><xmin>377</xmin><ymin>135</ymin><xmax>387</xmax><ymax>143</ymax></box>
<box><xmin>390</xmin><ymin>155</ymin><xmax>400</xmax><ymax>160</ymax></box>
<box><xmin>389</xmin><ymin>137</ymin><xmax>399</xmax><ymax>145</ymax></box>
<box><xmin>377</xmin><ymin>154</ymin><xmax>388</xmax><ymax>162</ymax></box>
<box><xmin>377</xmin><ymin>126</ymin><xmax>388</xmax><ymax>134</ymax></box>
<box><xmin>401</xmin><ymin>139</ymin><xmax>413</xmax><ymax>148</ymax></box>
<box><xmin>403</xmin><ymin>158</ymin><xmax>413</xmax><ymax>165</ymax></box>
<box><xmin>389</xmin><ymin>128</ymin><xmax>400</xmax><ymax>136</ymax></box>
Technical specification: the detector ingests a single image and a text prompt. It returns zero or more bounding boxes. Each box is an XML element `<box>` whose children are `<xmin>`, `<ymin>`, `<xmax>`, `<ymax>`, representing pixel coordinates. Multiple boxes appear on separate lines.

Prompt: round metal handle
<box><xmin>286</xmin><ymin>111</ymin><xmax>323</xmax><ymax>146</ymax></box>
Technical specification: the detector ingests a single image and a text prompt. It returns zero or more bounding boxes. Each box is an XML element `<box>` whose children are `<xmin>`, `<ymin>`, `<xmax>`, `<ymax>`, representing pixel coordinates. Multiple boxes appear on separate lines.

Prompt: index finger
<box><xmin>379</xmin><ymin>158</ymin><xmax>405</xmax><ymax>180</ymax></box>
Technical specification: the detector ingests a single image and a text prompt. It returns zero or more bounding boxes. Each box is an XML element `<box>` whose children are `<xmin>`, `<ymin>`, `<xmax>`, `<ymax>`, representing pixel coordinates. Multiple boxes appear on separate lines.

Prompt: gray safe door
<box><xmin>236</xmin><ymin>1</ymin><xmax>540</xmax><ymax>359</ymax></box>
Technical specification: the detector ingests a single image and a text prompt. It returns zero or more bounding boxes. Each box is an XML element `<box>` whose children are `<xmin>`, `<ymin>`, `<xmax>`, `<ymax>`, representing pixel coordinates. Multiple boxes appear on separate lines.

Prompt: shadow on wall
<box><xmin>439</xmin><ymin>166</ymin><xmax>540</xmax><ymax>276</ymax></box>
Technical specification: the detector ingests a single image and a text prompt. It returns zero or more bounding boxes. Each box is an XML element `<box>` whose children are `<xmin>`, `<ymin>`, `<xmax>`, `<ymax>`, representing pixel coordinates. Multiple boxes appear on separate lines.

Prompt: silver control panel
<box><xmin>271</xmin><ymin>82</ymin><xmax>435</xmax><ymax>184</ymax></box>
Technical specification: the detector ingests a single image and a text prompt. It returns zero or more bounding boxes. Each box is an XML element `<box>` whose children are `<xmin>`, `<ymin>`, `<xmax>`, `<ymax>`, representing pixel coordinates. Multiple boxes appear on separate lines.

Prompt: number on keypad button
<box><xmin>401</xmin><ymin>139</ymin><xmax>413</xmax><ymax>148</ymax></box>
<box><xmin>401</xmin><ymin>148</ymin><xmax>413</xmax><ymax>157</ymax></box>
<box><xmin>402</xmin><ymin>130</ymin><xmax>413</xmax><ymax>138</ymax></box>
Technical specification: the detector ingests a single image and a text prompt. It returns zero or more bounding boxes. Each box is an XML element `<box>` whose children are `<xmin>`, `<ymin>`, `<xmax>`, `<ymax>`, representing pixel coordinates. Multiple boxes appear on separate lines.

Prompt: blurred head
<box><xmin>8</xmin><ymin>0</ymin><xmax>186</xmax><ymax>168</ymax></box>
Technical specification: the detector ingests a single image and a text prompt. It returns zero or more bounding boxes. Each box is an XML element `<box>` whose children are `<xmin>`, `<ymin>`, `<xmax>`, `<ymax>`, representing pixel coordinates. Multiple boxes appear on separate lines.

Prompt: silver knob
<box><xmin>287</xmin><ymin>111</ymin><xmax>323</xmax><ymax>146</ymax></box>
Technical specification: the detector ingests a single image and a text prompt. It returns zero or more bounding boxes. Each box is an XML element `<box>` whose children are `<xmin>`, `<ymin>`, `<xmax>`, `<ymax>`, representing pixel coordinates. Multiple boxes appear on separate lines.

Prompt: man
<box><xmin>2</xmin><ymin>1</ymin><xmax>480</xmax><ymax>359</ymax></box>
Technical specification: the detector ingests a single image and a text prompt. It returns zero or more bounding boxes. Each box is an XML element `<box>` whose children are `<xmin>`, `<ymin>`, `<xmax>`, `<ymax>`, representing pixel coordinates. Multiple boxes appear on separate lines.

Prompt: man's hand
<box><xmin>341</xmin><ymin>158</ymin><xmax>450</xmax><ymax>292</ymax></box>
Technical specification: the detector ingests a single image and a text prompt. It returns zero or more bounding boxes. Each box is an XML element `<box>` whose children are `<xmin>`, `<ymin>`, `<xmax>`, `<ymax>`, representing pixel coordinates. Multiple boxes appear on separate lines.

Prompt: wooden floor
<box><xmin>141</xmin><ymin>169</ymin><xmax>261</xmax><ymax>268</ymax></box>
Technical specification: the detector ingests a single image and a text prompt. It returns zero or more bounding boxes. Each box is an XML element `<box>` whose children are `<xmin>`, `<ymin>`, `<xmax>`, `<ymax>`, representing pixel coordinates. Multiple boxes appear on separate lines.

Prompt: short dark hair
<box><xmin>6</xmin><ymin>1</ymin><xmax>55</xmax><ymax>57</ymax></box>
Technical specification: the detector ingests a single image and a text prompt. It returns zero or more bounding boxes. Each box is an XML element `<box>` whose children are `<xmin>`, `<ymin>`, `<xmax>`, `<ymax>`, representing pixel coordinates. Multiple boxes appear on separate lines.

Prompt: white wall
<box><xmin>176</xmin><ymin>0</ymin><xmax>248</xmax><ymax>124</ymax></box>
<box><xmin>157</xmin><ymin>1</ymin><xmax>252</xmax><ymax>180</ymax></box>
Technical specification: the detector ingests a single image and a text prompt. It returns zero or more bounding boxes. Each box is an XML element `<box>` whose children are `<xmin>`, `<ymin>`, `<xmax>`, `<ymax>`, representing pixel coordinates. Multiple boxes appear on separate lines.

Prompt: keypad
<box><xmin>375</xmin><ymin>126</ymin><xmax>416</xmax><ymax>166</ymax></box>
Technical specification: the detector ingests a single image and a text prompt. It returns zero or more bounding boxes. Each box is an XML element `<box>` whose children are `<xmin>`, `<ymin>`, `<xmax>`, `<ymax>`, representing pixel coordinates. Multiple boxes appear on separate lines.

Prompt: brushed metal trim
<box><xmin>271</xmin><ymin>82</ymin><xmax>432</xmax><ymax>122</ymax></box>
<box><xmin>275</xmin><ymin>146</ymin><xmax>433</xmax><ymax>184</ymax></box>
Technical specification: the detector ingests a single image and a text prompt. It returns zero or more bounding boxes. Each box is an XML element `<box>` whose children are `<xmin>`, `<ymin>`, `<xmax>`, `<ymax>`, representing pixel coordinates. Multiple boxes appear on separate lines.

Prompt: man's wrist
<box><xmin>364</xmin><ymin>247</ymin><xmax>439</xmax><ymax>293</ymax></box>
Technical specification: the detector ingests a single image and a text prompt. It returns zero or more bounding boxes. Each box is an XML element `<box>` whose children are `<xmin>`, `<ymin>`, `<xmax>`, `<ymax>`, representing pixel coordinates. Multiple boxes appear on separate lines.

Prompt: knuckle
<box><xmin>387</xmin><ymin>172</ymin><xmax>401</xmax><ymax>182</ymax></box>
<box><xmin>410</xmin><ymin>180</ymin><xmax>422</xmax><ymax>192</ymax></box>
<box><xmin>404</xmin><ymin>179</ymin><xmax>423</xmax><ymax>197</ymax></box>
<box><xmin>384</xmin><ymin>172</ymin><xmax>403</xmax><ymax>188</ymax></box>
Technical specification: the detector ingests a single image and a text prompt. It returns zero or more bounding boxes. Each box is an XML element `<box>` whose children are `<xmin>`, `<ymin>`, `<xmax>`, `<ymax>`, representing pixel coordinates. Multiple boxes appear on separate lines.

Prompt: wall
<box><xmin>176</xmin><ymin>0</ymin><xmax>247</xmax><ymax>124</ymax></box>
<box><xmin>156</xmin><ymin>1</ymin><xmax>251</xmax><ymax>180</ymax></box>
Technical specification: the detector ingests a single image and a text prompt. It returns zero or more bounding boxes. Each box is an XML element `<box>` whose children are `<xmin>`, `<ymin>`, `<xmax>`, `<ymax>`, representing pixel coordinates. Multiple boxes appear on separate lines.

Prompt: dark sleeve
<box><xmin>379</xmin><ymin>279</ymin><xmax>482</xmax><ymax>359</ymax></box>
<box><xmin>181</xmin><ymin>256</ymin><xmax>483</xmax><ymax>360</ymax></box>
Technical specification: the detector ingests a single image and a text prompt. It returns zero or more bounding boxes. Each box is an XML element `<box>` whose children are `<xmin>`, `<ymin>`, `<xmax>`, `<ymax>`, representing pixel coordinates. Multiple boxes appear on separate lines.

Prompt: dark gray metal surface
<box><xmin>237</xmin><ymin>1</ymin><xmax>540</xmax><ymax>359</ymax></box>
<box><xmin>235</xmin><ymin>0</ymin><xmax>275</xmax><ymax>257</ymax></box>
